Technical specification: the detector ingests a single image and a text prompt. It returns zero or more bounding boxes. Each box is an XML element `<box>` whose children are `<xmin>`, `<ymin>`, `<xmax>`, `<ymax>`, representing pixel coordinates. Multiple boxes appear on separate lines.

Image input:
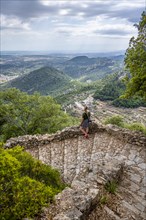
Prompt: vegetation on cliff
<box><xmin>123</xmin><ymin>11</ymin><xmax>146</xmax><ymax>100</ymax></box>
<box><xmin>93</xmin><ymin>73</ymin><xmax>146</xmax><ymax>108</ymax></box>
<box><xmin>0</xmin><ymin>144</ymin><xmax>65</xmax><ymax>219</ymax></box>
<box><xmin>104</xmin><ymin>115</ymin><xmax>146</xmax><ymax>135</ymax></box>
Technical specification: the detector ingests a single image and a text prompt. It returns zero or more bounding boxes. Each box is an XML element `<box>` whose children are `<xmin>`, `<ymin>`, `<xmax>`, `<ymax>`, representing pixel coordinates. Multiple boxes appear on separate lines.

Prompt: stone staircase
<box><xmin>5</xmin><ymin>123</ymin><xmax>146</xmax><ymax>220</ymax></box>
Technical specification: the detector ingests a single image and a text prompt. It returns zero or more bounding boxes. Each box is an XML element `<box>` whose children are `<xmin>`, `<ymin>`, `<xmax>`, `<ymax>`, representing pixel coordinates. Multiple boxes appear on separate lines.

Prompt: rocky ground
<box><xmin>93</xmin><ymin>100</ymin><xmax>146</xmax><ymax>126</ymax></box>
<box><xmin>68</xmin><ymin>95</ymin><xmax>146</xmax><ymax>127</ymax></box>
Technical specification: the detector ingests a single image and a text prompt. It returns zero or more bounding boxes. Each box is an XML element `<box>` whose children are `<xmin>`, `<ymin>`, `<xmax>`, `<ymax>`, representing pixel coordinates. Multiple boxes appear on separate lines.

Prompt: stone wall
<box><xmin>5</xmin><ymin>123</ymin><xmax>146</xmax><ymax>220</ymax></box>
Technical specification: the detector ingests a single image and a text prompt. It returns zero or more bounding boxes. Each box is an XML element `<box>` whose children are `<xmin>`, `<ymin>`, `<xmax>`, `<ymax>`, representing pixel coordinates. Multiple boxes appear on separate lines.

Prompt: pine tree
<box><xmin>123</xmin><ymin>11</ymin><xmax>146</xmax><ymax>100</ymax></box>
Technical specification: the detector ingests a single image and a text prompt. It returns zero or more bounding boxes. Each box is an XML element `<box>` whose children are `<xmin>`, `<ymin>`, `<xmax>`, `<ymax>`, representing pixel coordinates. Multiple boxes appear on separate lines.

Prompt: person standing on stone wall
<box><xmin>79</xmin><ymin>106</ymin><xmax>91</xmax><ymax>138</ymax></box>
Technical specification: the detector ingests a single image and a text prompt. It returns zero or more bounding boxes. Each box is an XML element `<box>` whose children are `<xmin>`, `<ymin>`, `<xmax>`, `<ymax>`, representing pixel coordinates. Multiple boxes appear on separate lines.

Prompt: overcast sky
<box><xmin>0</xmin><ymin>0</ymin><xmax>145</xmax><ymax>53</ymax></box>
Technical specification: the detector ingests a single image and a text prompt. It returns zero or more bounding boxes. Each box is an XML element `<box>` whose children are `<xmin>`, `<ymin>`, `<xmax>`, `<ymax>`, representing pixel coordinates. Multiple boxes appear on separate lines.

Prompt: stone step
<box><xmin>118</xmin><ymin>186</ymin><xmax>146</xmax><ymax>216</ymax></box>
<box><xmin>75</xmin><ymin>135</ymin><xmax>94</xmax><ymax>179</ymax></box>
<box><xmin>45</xmin><ymin>159</ymin><xmax>124</xmax><ymax>220</ymax></box>
<box><xmin>63</xmin><ymin>138</ymin><xmax>78</xmax><ymax>183</ymax></box>
<box><xmin>50</xmin><ymin>141</ymin><xmax>64</xmax><ymax>174</ymax></box>
<box><xmin>3</xmin><ymin>124</ymin><xmax>146</xmax><ymax>220</ymax></box>
<box><xmin>104</xmin><ymin>206</ymin><xmax>121</xmax><ymax>220</ymax></box>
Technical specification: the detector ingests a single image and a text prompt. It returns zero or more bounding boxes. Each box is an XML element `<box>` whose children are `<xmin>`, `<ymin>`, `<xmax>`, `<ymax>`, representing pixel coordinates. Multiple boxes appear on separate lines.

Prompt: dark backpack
<box><xmin>84</xmin><ymin>112</ymin><xmax>92</xmax><ymax>123</ymax></box>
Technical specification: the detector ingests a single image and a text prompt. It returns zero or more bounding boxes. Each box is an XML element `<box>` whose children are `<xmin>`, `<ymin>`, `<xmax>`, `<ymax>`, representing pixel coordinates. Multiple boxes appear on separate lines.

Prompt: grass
<box><xmin>104</xmin><ymin>115</ymin><xmax>146</xmax><ymax>136</ymax></box>
<box><xmin>105</xmin><ymin>180</ymin><xmax>118</xmax><ymax>194</ymax></box>
<box><xmin>124</xmin><ymin>122</ymin><xmax>146</xmax><ymax>135</ymax></box>
<box><xmin>100</xmin><ymin>195</ymin><xmax>108</xmax><ymax>205</ymax></box>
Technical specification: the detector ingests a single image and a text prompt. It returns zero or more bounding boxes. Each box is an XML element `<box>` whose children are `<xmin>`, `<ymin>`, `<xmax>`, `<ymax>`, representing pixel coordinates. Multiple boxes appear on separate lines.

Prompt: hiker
<box><xmin>79</xmin><ymin>106</ymin><xmax>91</xmax><ymax>138</ymax></box>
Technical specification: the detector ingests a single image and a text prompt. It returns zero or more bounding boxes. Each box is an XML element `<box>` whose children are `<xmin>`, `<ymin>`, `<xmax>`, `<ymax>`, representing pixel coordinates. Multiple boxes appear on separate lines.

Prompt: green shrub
<box><xmin>0</xmin><ymin>149</ymin><xmax>21</xmax><ymax>220</ymax></box>
<box><xmin>112</xmin><ymin>97</ymin><xmax>146</xmax><ymax>108</ymax></box>
<box><xmin>104</xmin><ymin>115</ymin><xmax>124</xmax><ymax>127</ymax></box>
<box><xmin>124</xmin><ymin>123</ymin><xmax>146</xmax><ymax>135</ymax></box>
<box><xmin>8</xmin><ymin>146</ymin><xmax>65</xmax><ymax>190</ymax></box>
<box><xmin>105</xmin><ymin>180</ymin><xmax>118</xmax><ymax>194</ymax></box>
<box><xmin>11</xmin><ymin>176</ymin><xmax>54</xmax><ymax>219</ymax></box>
<box><xmin>104</xmin><ymin>116</ymin><xmax>146</xmax><ymax>135</ymax></box>
<box><xmin>100</xmin><ymin>195</ymin><xmax>108</xmax><ymax>205</ymax></box>
<box><xmin>0</xmin><ymin>146</ymin><xmax>65</xmax><ymax>219</ymax></box>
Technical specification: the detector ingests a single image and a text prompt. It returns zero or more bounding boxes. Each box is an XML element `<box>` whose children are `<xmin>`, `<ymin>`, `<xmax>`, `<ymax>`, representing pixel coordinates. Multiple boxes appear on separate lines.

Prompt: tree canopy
<box><xmin>123</xmin><ymin>11</ymin><xmax>146</xmax><ymax>100</ymax></box>
<box><xmin>0</xmin><ymin>88</ymin><xmax>78</xmax><ymax>141</ymax></box>
<box><xmin>93</xmin><ymin>72</ymin><xmax>146</xmax><ymax>108</ymax></box>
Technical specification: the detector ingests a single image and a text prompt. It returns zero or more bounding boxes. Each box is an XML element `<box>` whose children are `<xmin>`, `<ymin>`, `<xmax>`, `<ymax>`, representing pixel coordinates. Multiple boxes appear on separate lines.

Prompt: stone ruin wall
<box><xmin>5</xmin><ymin>123</ymin><xmax>146</xmax><ymax>220</ymax></box>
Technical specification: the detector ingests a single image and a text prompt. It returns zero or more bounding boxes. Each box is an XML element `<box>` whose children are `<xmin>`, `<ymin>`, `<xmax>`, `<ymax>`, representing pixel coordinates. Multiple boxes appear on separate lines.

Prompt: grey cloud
<box><xmin>1</xmin><ymin>0</ymin><xmax>144</xmax><ymax>24</ymax></box>
<box><xmin>79</xmin><ymin>2</ymin><xmax>144</xmax><ymax>23</ymax></box>
<box><xmin>1</xmin><ymin>0</ymin><xmax>58</xmax><ymax>19</ymax></box>
<box><xmin>0</xmin><ymin>26</ymin><xmax>25</xmax><ymax>31</ymax></box>
<box><xmin>1</xmin><ymin>1</ymin><xmax>110</xmax><ymax>19</ymax></box>
<box><xmin>108</xmin><ymin>7</ymin><xmax>144</xmax><ymax>23</ymax></box>
<box><xmin>64</xmin><ymin>2</ymin><xmax>113</xmax><ymax>16</ymax></box>
<box><xmin>95</xmin><ymin>29</ymin><xmax>131</xmax><ymax>36</ymax></box>
<box><xmin>56</xmin><ymin>30</ymin><xmax>70</xmax><ymax>35</ymax></box>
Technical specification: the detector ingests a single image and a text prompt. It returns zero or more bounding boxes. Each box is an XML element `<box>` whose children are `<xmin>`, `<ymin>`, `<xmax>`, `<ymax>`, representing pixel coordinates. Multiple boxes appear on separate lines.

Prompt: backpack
<box><xmin>83</xmin><ymin>112</ymin><xmax>92</xmax><ymax>123</ymax></box>
<box><xmin>87</xmin><ymin>112</ymin><xmax>92</xmax><ymax>123</ymax></box>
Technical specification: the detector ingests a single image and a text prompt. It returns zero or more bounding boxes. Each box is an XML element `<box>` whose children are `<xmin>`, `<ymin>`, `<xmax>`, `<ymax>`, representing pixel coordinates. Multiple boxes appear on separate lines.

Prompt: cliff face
<box><xmin>5</xmin><ymin>123</ymin><xmax>146</xmax><ymax>220</ymax></box>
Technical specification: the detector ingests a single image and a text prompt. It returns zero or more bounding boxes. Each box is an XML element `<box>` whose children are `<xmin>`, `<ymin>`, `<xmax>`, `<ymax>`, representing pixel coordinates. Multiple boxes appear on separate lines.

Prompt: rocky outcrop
<box><xmin>5</xmin><ymin>123</ymin><xmax>146</xmax><ymax>220</ymax></box>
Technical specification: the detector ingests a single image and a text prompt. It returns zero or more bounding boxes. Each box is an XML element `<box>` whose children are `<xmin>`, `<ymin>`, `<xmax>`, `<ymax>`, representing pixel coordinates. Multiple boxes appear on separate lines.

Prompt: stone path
<box><xmin>5</xmin><ymin>123</ymin><xmax>146</xmax><ymax>220</ymax></box>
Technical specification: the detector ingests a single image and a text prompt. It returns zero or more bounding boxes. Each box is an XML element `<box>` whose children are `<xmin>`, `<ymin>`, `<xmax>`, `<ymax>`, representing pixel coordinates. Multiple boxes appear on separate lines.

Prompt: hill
<box><xmin>0</xmin><ymin>54</ymin><xmax>124</xmax><ymax>84</ymax></box>
<box><xmin>93</xmin><ymin>72</ymin><xmax>146</xmax><ymax>108</ymax></box>
<box><xmin>1</xmin><ymin>67</ymin><xmax>71</xmax><ymax>95</ymax></box>
<box><xmin>56</xmin><ymin>55</ymin><xmax>124</xmax><ymax>81</ymax></box>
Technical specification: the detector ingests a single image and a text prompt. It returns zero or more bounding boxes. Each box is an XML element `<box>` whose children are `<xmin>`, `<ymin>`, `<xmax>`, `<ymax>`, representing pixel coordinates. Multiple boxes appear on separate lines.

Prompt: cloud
<box><xmin>1</xmin><ymin>0</ymin><xmax>144</xmax><ymax>21</ymax></box>
<box><xmin>52</xmin><ymin>14</ymin><xmax>136</xmax><ymax>39</ymax></box>
<box><xmin>1</xmin><ymin>0</ymin><xmax>144</xmax><ymax>52</ymax></box>
<box><xmin>96</xmin><ymin>29</ymin><xmax>132</xmax><ymax>37</ymax></box>
<box><xmin>1</xmin><ymin>15</ymin><xmax>30</xmax><ymax>30</ymax></box>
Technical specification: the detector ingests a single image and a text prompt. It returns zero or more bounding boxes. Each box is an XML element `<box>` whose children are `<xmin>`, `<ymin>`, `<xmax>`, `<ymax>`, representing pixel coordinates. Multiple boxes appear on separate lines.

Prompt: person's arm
<box><xmin>80</xmin><ymin>118</ymin><xmax>84</xmax><ymax>126</ymax></box>
<box><xmin>88</xmin><ymin>111</ymin><xmax>92</xmax><ymax>122</ymax></box>
<box><xmin>88</xmin><ymin>111</ymin><xmax>91</xmax><ymax>118</ymax></box>
<box><xmin>80</xmin><ymin>113</ymin><xmax>85</xmax><ymax>126</ymax></box>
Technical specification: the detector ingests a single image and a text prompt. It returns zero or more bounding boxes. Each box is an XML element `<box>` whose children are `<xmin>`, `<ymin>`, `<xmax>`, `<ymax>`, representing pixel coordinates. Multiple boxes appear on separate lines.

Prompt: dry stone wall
<box><xmin>5</xmin><ymin>123</ymin><xmax>146</xmax><ymax>220</ymax></box>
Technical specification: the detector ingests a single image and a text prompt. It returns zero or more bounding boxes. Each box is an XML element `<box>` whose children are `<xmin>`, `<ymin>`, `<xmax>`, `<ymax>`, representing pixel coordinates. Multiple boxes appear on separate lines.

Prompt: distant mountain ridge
<box><xmin>0</xmin><ymin>54</ymin><xmax>125</xmax><ymax>95</ymax></box>
<box><xmin>56</xmin><ymin>55</ymin><xmax>124</xmax><ymax>81</ymax></box>
<box><xmin>1</xmin><ymin>50</ymin><xmax>125</xmax><ymax>56</ymax></box>
<box><xmin>69</xmin><ymin>56</ymin><xmax>94</xmax><ymax>64</ymax></box>
<box><xmin>2</xmin><ymin>66</ymin><xmax>71</xmax><ymax>95</ymax></box>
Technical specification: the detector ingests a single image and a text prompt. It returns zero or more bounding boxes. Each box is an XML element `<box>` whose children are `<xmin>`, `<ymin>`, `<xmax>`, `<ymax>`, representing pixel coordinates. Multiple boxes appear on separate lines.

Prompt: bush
<box><xmin>104</xmin><ymin>115</ymin><xmax>124</xmax><ymax>127</ymax></box>
<box><xmin>0</xmin><ymin>145</ymin><xmax>65</xmax><ymax>219</ymax></box>
<box><xmin>8</xmin><ymin>146</ymin><xmax>65</xmax><ymax>190</ymax></box>
<box><xmin>124</xmin><ymin>123</ymin><xmax>146</xmax><ymax>135</ymax></box>
<box><xmin>104</xmin><ymin>116</ymin><xmax>146</xmax><ymax>135</ymax></box>
<box><xmin>10</xmin><ymin>176</ymin><xmax>54</xmax><ymax>219</ymax></box>
<box><xmin>112</xmin><ymin>97</ymin><xmax>146</xmax><ymax>108</ymax></box>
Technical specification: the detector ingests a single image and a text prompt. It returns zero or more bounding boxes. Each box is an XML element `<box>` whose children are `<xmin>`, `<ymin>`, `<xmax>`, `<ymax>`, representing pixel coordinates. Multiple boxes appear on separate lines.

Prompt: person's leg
<box><xmin>84</xmin><ymin>127</ymin><xmax>89</xmax><ymax>138</ymax></box>
<box><xmin>86</xmin><ymin>127</ymin><xmax>89</xmax><ymax>134</ymax></box>
<box><xmin>80</xmin><ymin>126</ymin><xmax>88</xmax><ymax>136</ymax></box>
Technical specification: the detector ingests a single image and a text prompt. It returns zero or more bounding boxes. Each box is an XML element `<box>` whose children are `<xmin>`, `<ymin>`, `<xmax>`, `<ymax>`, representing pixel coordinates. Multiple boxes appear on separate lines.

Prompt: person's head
<box><xmin>84</xmin><ymin>106</ymin><xmax>88</xmax><ymax>111</ymax></box>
